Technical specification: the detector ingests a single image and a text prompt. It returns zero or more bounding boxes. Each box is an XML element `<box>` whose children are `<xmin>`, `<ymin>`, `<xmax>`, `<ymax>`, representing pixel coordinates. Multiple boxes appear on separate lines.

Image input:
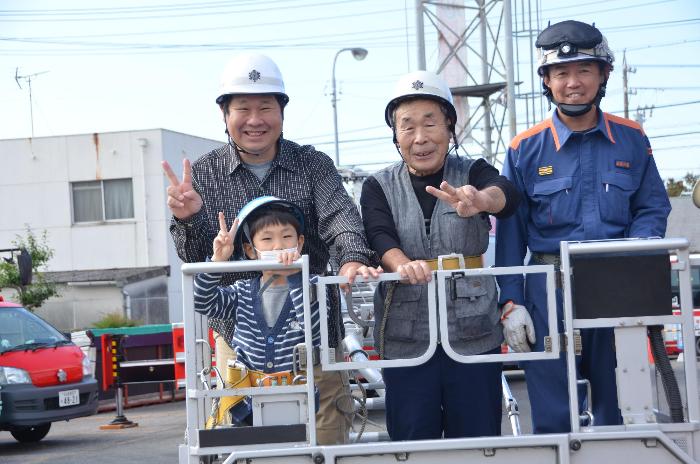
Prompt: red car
<box><xmin>0</xmin><ymin>297</ymin><xmax>99</xmax><ymax>442</ymax></box>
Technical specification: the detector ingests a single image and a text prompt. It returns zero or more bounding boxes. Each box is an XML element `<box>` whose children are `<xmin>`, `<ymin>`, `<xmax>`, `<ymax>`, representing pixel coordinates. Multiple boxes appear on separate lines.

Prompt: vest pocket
<box><xmin>449</xmin><ymin>276</ymin><xmax>497</xmax><ymax>341</ymax></box>
<box><xmin>385</xmin><ymin>284</ymin><xmax>423</xmax><ymax>343</ymax></box>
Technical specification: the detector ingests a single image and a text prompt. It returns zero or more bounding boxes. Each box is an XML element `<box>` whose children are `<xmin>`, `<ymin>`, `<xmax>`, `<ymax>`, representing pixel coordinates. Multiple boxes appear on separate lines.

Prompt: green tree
<box><xmin>666</xmin><ymin>178</ymin><xmax>684</xmax><ymax>197</ymax></box>
<box><xmin>0</xmin><ymin>227</ymin><xmax>58</xmax><ymax>311</ymax></box>
<box><xmin>666</xmin><ymin>172</ymin><xmax>699</xmax><ymax>197</ymax></box>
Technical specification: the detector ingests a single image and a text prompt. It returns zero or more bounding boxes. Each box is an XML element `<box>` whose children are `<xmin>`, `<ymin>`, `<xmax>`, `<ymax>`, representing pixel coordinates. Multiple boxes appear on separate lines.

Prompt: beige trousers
<box><xmin>213</xmin><ymin>331</ymin><xmax>350</xmax><ymax>445</ymax></box>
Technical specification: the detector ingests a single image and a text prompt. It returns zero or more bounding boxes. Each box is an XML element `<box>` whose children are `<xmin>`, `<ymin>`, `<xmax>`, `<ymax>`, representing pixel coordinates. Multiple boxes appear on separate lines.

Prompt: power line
<box><xmin>653</xmin><ymin>144</ymin><xmax>700</xmax><ymax>151</ymax></box>
<box><xmin>650</xmin><ymin>131</ymin><xmax>700</xmax><ymax>139</ymax></box>
<box><xmin>609</xmin><ymin>99</ymin><xmax>700</xmax><ymax>115</ymax></box>
<box><xmin>545</xmin><ymin>0</ymin><xmax>682</xmax><ymax>22</ymax></box>
<box><xmin>605</xmin><ymin>17</ymin><xmax>700</xmax><ymax>33</ymax></box>
<box><xmin>0</xmin><ymin>0</ymin><xmax>366</xmax><ymax>22</ymax></box>
<box><xmin>625</xmin><ymin>38</ymin><xmax>700</xmax><ymax>52</ymax></box>
<box><xmin>0</xmin><ymin>1</ymin><xmax>254</xmax><ymax>14</ymax></box>
<box><xmin>634</xmin><ymin>64</ymin><xmax>700</xmax><ymax>68</ymax></box>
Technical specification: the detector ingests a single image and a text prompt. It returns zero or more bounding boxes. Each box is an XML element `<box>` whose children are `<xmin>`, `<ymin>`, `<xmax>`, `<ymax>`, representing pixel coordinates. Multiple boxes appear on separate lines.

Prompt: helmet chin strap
<box><xmin>544</xmin><ymin>81</ymin><xmax>608</xmax><ymax>118</ymax></box>
<box><xmin>226</xmin><ymin>132</ymin><xmax>282</xmax><ymax>158</ymax></box>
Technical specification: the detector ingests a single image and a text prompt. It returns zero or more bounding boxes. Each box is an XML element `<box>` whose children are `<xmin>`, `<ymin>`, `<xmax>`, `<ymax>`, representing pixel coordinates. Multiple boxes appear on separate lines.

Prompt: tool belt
<box><xmin>531</xmin><ymin>252</ymin><xmax>563</xmax><ymax>288</ymax></box>
<box><xmin>206</xmin><ymin>363</ymin><xmax>308</xmax><ymax>429</ymax></box>
<box><xmin>206</xmin><ymin>344</ymin><xmax>320</xmax><ymax>429</ymax></box>
<box><xmin>424</xmin><ymin>253</ymin><xmax>483</xmax><ymax>271</ymax></box>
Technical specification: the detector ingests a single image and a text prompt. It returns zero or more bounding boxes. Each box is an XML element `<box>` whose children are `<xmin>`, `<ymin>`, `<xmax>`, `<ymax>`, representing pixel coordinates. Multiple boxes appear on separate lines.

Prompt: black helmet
<box><xmin>536</xmin><ymin>21</ymin><xmax>614</xmax><ymax>117</ymax></box>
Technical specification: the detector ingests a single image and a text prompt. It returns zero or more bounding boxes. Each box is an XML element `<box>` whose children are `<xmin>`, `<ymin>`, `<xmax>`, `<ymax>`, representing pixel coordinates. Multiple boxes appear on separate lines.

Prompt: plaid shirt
<box><xmin>170</xmin><ymin>138</ymin><xmax>374</xmax><ymax>346</ymax></box>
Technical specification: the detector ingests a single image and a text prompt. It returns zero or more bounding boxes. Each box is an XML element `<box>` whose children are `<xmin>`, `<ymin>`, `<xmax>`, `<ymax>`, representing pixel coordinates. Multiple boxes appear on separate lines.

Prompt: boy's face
<box><xmin>243</xmin><ymin>222</ymin><xmax>303</xmax><ymax>259</ymax></box>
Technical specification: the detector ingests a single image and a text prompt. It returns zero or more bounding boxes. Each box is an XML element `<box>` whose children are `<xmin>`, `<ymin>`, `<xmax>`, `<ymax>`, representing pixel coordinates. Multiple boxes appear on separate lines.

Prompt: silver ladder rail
<box><xmin>179</xmin><ymin>256</ymin><xmax>316</xmax><ymax>464</ymax></box>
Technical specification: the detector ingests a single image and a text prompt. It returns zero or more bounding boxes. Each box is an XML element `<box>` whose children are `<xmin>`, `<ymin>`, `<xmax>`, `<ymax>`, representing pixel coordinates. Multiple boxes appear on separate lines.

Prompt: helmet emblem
<box><xmin>57</xmin><ymin>369</ymin><xmax>67</xmax><ymax>383</ymax></box>
<box><xmin>248</xmin><ymin>69</ymin><xmax>261</xmax><ymax>82</ymax></box>
<box><xmin>411</xmin><ymin>80</ymin><xmax>424</xmax><ymax>90</ymax></box>
<box><xmin>561</xmin><ymin>43</ymin><xmax>571</xmax><ymax>54</ymax></box>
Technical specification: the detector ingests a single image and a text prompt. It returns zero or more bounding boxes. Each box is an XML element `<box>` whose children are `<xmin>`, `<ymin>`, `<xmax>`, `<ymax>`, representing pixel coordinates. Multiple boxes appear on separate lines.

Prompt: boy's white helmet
<box><xmin>216</xmin><ymin>53</ymin><xmax>289</xmax><ymax>106</ymax></box>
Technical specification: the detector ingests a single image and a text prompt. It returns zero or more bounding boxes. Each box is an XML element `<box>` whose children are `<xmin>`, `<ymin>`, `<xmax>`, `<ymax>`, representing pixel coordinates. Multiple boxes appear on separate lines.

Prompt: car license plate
<box><xmin>59</xmin><ymin>389</ymin><xmax>80</xmax><ymax>407</ymax></box>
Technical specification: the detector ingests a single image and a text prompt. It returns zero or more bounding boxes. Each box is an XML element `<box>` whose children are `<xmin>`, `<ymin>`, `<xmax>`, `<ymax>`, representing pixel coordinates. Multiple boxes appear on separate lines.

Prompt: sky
<box><xmin>0</xmin><ymin>0</ymin><xmax>698</xmax><ymax>182</ymax></box>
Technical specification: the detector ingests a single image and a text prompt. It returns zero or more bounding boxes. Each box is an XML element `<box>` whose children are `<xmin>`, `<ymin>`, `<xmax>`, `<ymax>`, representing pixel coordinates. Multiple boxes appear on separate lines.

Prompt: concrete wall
<box><xmin>0</xmin><ymin>129</ymin><xmax>223</xmax><ymax>328</ymax></box>
<box><xmin>37</xmin><ymin>284</ymin><xmax>123</xmax><ymax>331</ymax></box>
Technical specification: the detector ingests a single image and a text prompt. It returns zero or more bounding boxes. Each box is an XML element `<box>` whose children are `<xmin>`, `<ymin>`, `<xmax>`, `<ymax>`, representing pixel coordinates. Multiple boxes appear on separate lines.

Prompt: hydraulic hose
<box><xmin>648</xmin><ymin>325</ymin><xmax>684</xmax><ymax>422</ymax></box>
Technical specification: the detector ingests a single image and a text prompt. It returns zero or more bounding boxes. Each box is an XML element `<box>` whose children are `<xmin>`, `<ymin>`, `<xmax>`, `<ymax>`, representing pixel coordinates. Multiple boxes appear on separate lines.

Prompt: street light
<box><xmin>331</xmin><ymin>47</ymin><xmax>368</xmax><ymax>167</ymax></box>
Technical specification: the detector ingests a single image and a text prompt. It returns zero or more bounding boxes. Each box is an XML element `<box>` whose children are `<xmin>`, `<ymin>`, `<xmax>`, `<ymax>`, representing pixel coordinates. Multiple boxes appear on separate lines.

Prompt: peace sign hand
<box><xmin>426</xmin><ymin>181</ymin><xmax>489</xmax><ymax>218</ymax></box>
<box><xmin>162</xmin><ymin>159</ymin><xmax>203</xmax><ymax>220</ymax></box>
<box><xmin>212</xmin><ymin>212</ymin><xmax>239</xmax><ymax>262</ymax></box>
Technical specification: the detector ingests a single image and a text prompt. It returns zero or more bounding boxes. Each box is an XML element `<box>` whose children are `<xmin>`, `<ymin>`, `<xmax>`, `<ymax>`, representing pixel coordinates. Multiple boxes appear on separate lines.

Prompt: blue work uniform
<box><xmin>495</xmin><ymin>109</ymin><xmax>671</xmax><ymax>433</ymax></box>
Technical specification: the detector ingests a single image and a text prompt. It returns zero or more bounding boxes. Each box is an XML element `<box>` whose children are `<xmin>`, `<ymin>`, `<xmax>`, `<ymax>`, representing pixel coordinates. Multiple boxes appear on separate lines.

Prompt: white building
<box><xmin>0</xmin><ymin>129</ymin><xmax>223</xmax><ymax>331</ymax></box>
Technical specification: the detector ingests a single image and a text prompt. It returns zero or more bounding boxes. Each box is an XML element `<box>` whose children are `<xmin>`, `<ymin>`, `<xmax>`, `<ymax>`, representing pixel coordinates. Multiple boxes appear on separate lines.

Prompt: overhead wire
<box><xmin>0</xmin><ymin>0</ymin><xmax>369</xmax><ymax>22</ymax></box>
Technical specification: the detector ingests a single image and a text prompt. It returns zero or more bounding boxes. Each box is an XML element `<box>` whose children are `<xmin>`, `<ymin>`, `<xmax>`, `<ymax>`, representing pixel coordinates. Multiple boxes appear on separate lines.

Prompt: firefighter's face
<box><xmin>544</xmin><ymin>60</ymin><xmax>605</xmax><ymax>109</ymax></box>
<box><xmin>394</xmin><ymin>99</ymin><xmax>451</xmax><ymax>176</ymax></box>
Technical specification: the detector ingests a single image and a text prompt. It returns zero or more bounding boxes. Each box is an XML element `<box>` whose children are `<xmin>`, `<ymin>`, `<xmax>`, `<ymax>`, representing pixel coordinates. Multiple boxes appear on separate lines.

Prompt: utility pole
<box><xmin>622</xmin><ymin>51</ymin><xmax>636</xmax><ymax>120</ymax></box>
<box><xmin>634</xmin><ymin>105</ymin><xmax>654</xmax><ymax>129</ymax></box>
<box><xmin>415</xmin><ymin>0</ymin><xmax>426</xmax><ymax>70</ymax></box>
<box><xmin>15</xmin><ymin>68</ymin><xmax>49</xmax><ymax>138</ymax></box>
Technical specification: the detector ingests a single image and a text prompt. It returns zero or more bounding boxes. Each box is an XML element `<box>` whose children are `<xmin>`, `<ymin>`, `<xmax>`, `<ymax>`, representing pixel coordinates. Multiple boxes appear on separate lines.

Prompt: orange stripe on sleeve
<box><xmin>603</xmin><ymin>112</ymin><xmax>646</xmax><ymax>137</ymax></box>
<box><xmin>509</xmin><ymin>119</ymin><xmax>559</xmax><ymax>151</ymax></box>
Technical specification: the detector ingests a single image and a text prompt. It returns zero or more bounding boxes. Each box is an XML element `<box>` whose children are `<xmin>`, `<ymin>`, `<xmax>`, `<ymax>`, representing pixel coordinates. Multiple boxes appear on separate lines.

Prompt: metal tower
<box><xmin>415</xmin><ymin>0</ymin><xmax>543</xmax><ymax>168</ymax></box>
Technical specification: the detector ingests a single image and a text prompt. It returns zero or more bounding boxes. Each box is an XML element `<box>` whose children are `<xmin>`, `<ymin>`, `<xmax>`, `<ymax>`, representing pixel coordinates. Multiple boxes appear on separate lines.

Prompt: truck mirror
<box><xmin>18</xmin><ymin>248</ymin><xmax>32</xmax><ymax>286</ymax></box>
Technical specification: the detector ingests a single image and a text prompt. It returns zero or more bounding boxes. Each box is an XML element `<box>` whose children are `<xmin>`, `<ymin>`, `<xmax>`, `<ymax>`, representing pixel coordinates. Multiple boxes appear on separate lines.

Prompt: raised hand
<box><xmin>212</xmin><ymin>212</ymin><xmax>239</xmax><ymax>262</ymax></box>
<box><xmin>274</xmin><ymin>248</ymin><xmax>303</xmax><ymax>277</ymax></box>
<box><xmin>162</xmin><ymin>159</ymin><xmax>203</xmax><ymax>220</ymax></box>
<box><xmin>426</xmin><ymin>180</ymin><xmax>490</xmax><ymax>218</ymax></box>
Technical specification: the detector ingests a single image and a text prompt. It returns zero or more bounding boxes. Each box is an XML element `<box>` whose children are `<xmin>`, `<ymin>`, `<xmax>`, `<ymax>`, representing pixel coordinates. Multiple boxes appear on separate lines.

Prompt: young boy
<box><xmin>193</xmin><ymin>196</ymin><xmax>320</xmax><ymax>375</ymax></box>
<box><xmin>194</xmin><ymin>196</ymin><xmax>381</xmax><ymax>443</ymax></box>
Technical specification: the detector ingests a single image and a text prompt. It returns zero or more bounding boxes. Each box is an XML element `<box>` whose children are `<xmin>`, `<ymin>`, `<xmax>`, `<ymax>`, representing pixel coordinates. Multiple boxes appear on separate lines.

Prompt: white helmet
<box><xmin>216</xmin><ymin>52</ymin><xmax>289</xmax><ymax>106</ymax></box>
<box><xmin>384</xmin><ymin>70</ymin><xmax>456</xmax><ymax>128</ymax></box>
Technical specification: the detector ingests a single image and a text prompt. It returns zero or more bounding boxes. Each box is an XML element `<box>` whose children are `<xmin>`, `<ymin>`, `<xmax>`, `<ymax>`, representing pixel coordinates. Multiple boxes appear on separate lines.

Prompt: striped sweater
<box><xmin>193</xmin><ymin>272</ymin><xmax>322</xmax><ymax>373</ymax></box>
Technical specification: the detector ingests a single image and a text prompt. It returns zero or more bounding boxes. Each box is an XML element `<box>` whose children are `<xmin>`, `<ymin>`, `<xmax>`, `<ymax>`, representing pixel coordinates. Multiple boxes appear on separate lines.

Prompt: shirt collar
<box><xmin>225</xmin><ymin>138</ymin><xmax>297</xmax><ymax>175</ymax></box>
<box><xmin>275</xmin><ymin>138</ymin><xmax>300</xmax><ymax>172</ymax></box>
<box><xmin>550</xmin><ymin>109</ymin><xmax>614</xmax><ymax>151</ymax></box>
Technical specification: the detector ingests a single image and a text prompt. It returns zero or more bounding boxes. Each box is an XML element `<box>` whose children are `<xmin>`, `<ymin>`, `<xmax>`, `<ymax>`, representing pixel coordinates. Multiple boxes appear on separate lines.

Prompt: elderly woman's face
<box><xmin>394</xmin><ymin>99</ymin><xmax>451</xmax><ymax>176</ymax></box>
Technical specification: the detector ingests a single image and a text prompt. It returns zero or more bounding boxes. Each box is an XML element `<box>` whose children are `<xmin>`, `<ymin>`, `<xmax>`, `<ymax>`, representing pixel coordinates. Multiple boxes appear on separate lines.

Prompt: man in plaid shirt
<box><xmin>162</xmin><ymin>52</ymin><xmax>378</xmax><ymax>444</ymax></box>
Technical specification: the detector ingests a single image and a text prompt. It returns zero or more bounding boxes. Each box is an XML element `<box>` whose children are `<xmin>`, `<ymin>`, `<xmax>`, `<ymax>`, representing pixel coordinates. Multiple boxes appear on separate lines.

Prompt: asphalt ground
<box><xmin>0</xmin><ymin>360</ymin><xmax>691</xmax><ymax>464</ymax></box>
<box><xmin>0</xmin><ymin>373</ymin><xmax>529</xmax><ymax>464</ymax></box>
<box><xmin>0</xmin><ymin>399</ymin><xmax>185</xmax><ymax>464</ymax></box>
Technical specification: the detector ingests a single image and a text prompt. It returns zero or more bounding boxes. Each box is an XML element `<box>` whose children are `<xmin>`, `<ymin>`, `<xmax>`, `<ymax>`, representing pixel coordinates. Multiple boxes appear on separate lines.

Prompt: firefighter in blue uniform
<box><xmin>495</xmin><ymin>20</ymin><xmax>672</xmax><ymax>433</ymax></box>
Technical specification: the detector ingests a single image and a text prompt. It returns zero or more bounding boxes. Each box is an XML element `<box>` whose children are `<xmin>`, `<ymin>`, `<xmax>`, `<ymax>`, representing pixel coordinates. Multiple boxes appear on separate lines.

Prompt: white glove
<box><xmin>501</xmin><ymin>301</ymin><xmax>536</xmax><ymax>353</ymax></box>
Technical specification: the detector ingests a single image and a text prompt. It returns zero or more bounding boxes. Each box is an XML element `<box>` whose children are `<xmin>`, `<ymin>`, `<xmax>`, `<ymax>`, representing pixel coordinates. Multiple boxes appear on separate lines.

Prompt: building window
<box><xmin>71</xmin><ymin>178</ymin><xmax>134</xmax><ymax>223</ymax></box>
